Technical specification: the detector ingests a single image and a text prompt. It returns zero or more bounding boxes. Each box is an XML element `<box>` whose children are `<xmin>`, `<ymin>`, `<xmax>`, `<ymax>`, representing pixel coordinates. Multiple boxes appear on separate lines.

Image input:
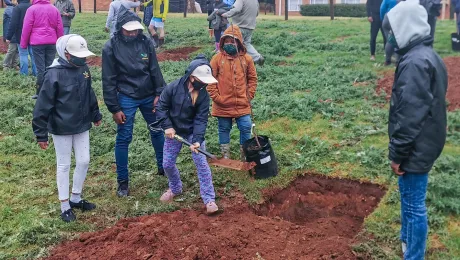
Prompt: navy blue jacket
<box><xmin>6</xmin><ymin>0</ymin><xmax>31</xmax><ymax>44</ymax></box>
<box><xmin>156</xmin><ymin>55</ymin><xmax>211</xmax><ymax>144</ymax></box>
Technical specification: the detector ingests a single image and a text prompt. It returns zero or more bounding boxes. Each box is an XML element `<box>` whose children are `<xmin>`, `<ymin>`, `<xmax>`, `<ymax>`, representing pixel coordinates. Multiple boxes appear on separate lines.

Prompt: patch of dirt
<box><xmin>47</xmin><ymin>175</ymin><xmax>385</xmax><ymax>260</ymax></box>
<box><xmin>376</xmin><ymin>56</ymin><xmax>460</xmax><ymax>111</ymax></box>
<box><xmin>0</xmin><ymin>37</ymin><xmax>9</xmax><ymax>54</ymax></box>
<box><xmin>86</xmin><ymin>47</ymin><xmax>200</xmax><ymax>67</ymax></box>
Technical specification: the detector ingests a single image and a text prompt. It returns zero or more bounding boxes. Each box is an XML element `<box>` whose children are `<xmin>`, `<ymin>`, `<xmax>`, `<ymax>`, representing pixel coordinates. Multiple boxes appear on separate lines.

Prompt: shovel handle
<box><xmin>174</xmin><ymin>135</ymin><xmax>217</xmax><ymax>159</ymax></box>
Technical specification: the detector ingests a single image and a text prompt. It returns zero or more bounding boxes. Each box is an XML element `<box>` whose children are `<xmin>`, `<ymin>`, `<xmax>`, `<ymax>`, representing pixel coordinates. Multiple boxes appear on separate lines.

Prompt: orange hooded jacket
<box><xmin>208</xmin><ymin>25</ymin><xmax>258</xmax><ymax>118</ymax></box>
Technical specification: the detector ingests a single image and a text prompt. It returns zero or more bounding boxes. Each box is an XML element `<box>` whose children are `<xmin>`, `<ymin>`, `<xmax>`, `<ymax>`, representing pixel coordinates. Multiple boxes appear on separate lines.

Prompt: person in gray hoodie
<box><xmin>54</xmin><ymin>0</ymin><xmax>75</xmax><ymax>35</ymax></box>
<box><xmin>386</xmin><ymin>0</ymin><xmax>448</xmax><ymax>258</ymax></box>
<box><xmin>222</xmin><ymin>0</ymin><xmax>264</xmax><ymax>65</ymax></box>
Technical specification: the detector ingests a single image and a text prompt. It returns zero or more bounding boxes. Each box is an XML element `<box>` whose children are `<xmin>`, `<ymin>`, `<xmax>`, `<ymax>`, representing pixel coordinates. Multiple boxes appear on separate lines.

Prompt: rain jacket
<box><xmin>20</xmin><ymin>0</ymin><xmax>63</xmax><ymax>49</ymax></box>
<box><xmin>32</xmin><ymin>35</ymin><xmax>102</xmax><ymax>142</ymax></box>
<box><xmin>208</xmin><ymin>25</ymin><xmax>257</xmax><ymax>118</ymax></box>
<box><xmin>102</xmin><ymin>6</ymin><xmax>166</xmax><ymax>114</ymax></box>
<box><xmin>144</xmin><ymin>0</ymin><xmax>169</xmax><ymax>21</ymax></box>
<box><xmin>387</xmin><ymin>0</ymin><xmax>448</xmax><ymax>173</ymax></box>
<box><xmin>54</xmin><ymin>0</ymin><xmax>75</xmax><ymax>27</ymax></box>
<box><xmin>5</xmin><ymin>0</ymin><xmax>32</xmax><ymax>44</ymax></box>
<box><xmin>156</xmin><ymin>55</ymin><xmax>211</xmax><ymax>145</ymax></box>
<box><xmin>207</xmin><ymin>1</ymin><xmax>230</xmax><ymax>30</ymax></box>
<box><xmin>3</xmin><ymin>0</ymin><xmax>14</xmax><ymax>41</ymax></box>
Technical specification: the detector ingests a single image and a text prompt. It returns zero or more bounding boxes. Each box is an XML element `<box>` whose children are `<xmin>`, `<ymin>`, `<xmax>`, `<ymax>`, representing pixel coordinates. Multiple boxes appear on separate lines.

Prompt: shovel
<box><xmin>149</xmin><ymin>119</ymin><xmax>256</xmax><ymax>172</ymax></box>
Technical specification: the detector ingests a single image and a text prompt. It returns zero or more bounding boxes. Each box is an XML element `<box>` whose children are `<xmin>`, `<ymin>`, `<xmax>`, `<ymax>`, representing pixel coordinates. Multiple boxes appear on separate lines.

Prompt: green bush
<box><xmin>300</xmin><ymin>4</ymin><xmax>367</xmax><ymax>17</ymax></box>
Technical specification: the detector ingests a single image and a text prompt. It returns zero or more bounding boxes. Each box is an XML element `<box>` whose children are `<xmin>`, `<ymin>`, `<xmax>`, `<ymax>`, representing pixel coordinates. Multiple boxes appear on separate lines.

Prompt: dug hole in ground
<box><xmin>47</xmin><ymin>174</ymin><xmax>385</xmax><ymax>260</ymax></box>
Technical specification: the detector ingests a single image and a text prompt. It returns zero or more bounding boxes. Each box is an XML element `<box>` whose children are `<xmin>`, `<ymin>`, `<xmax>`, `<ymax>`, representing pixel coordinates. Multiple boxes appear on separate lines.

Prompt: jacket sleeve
<box><xmin>68</xmin><ymin>2</ymin><xmax>76</xmax><ymax>19</ymax></box>
<box><xmin>6</xmin><ymin>6</ymin><xmax>19</xmax><ymax>41</ymax></box>
<box><xmin>144</xmin><ymin>0</ymin><xmax>153</xmax><ymax>7</ymax></box>
<box><xmin>127</xmin><ymin>1</ymin><xmax>141</xmax><ymax>8</ymax></box>
<box><xmin>246</xmin><ymin>55</ymin><xmax>257</xmax><ymax>100</ymax></box>
<box><xmin>389</xmin><ymin>62</ymin><xmax>433</xmax><ymax>164</ymax></box>
<box><xmin>32</xmin><ymin>74</ymin><xmax>58</xmax><ymax>142</ymax></box>
<box><xmin>163</xmin><ymin>0</ymin><xmax>169</xmax><ymax>20</ymax></box>
<box><xmin>192</xmin><ymin>91</ymin><xmax>210</xmax><ymax>144</ymax></box>
<box><xmin>366</xmin><ymin>0</ymin><xmax>372</xmax><ymax>17</ymax></box>
<box><xmin>88</xmin><ymin>70</ymin><xmax>103</xmax><ymax>122</ymax></box>
<box><xmin>156</xmin><ymin>84</ymin><xmax>174</xmax><ymax>130</ymax></box>
<box><xmin>5</xmin><ymin>0</ymin><xmax>12</xmax><ymax>5</ymax></box>
<box><xmin>207</xmin><ymin>10</ymin><xmax>217</xmax><ymax>21</ymax></box>
<box><xmin>20</xmin><ymin>9</ymin><xmax>33</xmax><ymax>49</ymax></box>
<box><xmin>106</xmin><ymin>3</ymin><xmax>114</xmax><ymax>28</ymax></box>
<box><xmin>224</xmin><ymin>0</ymin><xmax>243</xmax><ymax>17</ymax></box>
<box><xmin>56</xmin><ymin>12</ymin><xmax>64</xmax><ymax>38</ymax></box>
<box><xmin>102</xmin><ymin>43</ymin><xmax>121</xmax><ymax>114</ymax></box>
<box><xmin>207</xmin><ymin>55</ymin><xmax>225</xmax><ymax>104</ymax></box>
<box><xmin>148</xmin><ymin>40</ymin><xmax>166</xmax><ymax>96</ymax></box>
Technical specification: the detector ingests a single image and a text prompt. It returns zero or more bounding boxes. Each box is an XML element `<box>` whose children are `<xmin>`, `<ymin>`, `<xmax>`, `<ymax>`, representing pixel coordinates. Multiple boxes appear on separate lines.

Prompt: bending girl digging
<box><xmin>32</xmin><ymin>35</ymin><xmax>101</xmax><ymax>223</ymax></box>
<box><xmin>156</xmin><ymin>55</ymin><xmax>219</xmax><ymax>215</ymax></box>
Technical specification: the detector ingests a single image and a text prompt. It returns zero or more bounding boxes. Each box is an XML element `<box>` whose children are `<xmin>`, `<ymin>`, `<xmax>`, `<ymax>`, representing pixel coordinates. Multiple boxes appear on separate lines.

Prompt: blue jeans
<box><xmin>18</xmin><ymin>46</ymin><xmax>36</xmax><ymax>76</ymax></box>
<box><xmin>115</xmin><ymin>94</ymin><xmax>164</xmax><ymax>182</ymax></box>
<box><xmin>398</xmin><ymin>172</ymin><xmax>429</xmax><ymax>260</ymax></box>
<box><xmin>63</xmin><ymin>27</ymin><xmax>70</xmax><ymax>35</ymax></box>
<box><xmin>217</xmin><ymin>115</ymin><xmax>252</xmax><ymax>145</ymax></box>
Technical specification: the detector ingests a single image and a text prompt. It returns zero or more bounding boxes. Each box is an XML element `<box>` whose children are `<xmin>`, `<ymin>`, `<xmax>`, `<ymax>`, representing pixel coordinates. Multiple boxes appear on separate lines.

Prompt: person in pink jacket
<box><xmin>21</xmin><ymin>0</ymin><xmax>63</xmax><ymax>99</ymax></box>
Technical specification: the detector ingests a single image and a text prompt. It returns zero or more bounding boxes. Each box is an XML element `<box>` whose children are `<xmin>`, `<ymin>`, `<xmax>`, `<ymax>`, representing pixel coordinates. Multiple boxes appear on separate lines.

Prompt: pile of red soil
<box><xmin>47</xmin><ymin>175</ymin><xmax>385</xmax><ymax>260</ymax></box>
<box><xmin>0</xmin><ymin>37</ymin><xmax>9</xmax><ymax>54</ymax></box>
<box><xmin>376</xmin><ymin>56</ymin><xmax>460</xmax><ymax>111</ymax></box>
<box><xmin>86</xmin><ymin>47</ymin><xmax>200</xmax><ymax>67</ymax></box>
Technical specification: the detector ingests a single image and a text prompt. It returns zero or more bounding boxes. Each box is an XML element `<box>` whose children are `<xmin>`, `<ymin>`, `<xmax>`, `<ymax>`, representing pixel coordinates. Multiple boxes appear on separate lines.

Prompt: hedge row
<box><xmin>300</xmin><ymin>4</ymin><xmax>367</xmax><ymax>17</ymax></box>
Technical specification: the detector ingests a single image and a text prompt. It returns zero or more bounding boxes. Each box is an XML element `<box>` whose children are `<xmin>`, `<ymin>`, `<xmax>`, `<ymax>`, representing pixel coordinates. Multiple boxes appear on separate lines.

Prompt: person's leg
<box><xmin>11</xmin><ymin>43</ymin><xmax>19</xmax><ymax>68</ymax></box>
<box><xmin>52</xmin><ymin>134</ymin><xmax>73</xmax><ymax>210</ymax></box>
<box><xmin>235</xmin><ymin>115</ymin><xmax>252</xmax><ymax>145</ymax></box>
<box><xmin>398</xmin><ymin>176</ymin><xmax>408</xmax><ymax>253</ymax></box>
<box><xmin>18</xmin><ymin>46</ymin><xmax>29</xmax><ymax>75</ymax></box>
<box><xmin>158</xmin><ymin>23</ymin><xmax>165</xmax><ymax>47</ymax></box>
<box><xmin>370</xmin><ymin>18</ymin><xmax>380</xmax><ymax>58</ymax></box>
<box><xmin>63</xmin><ymin>27</ymin><xmax>70</xmax><ymax>35</ymax></box>
<box><xmin>28</xmin><ymin>46</ymin><xmax>37</xmax><ymax>76</ymax></box>
<box><xmin>240</xmin><ymin>27</ymin><xmax>262</xmax><ymax>63</ymax></box>
<box><xmin>45</xmin><ymin>44</ymin><xmax>56</xmax><ymax>68</ymax></box>
<box><xmin>3</xmin><ymin>42</ymin><xmax>17</xmax><ymax>68</ymax></box>
<box><xmin>217</xmin><ymin>117</ymin><xmax>232</xmax><ymax>158</ymax></box>
<box><xmin>115</xmin><ymin>94</ymin><xmax>139</xmax><ymax>184</ymax></box>
<box><xmin>139</xmin><ymin>96</ymin><xmax>165</xmax><ymax>173</ymax></box>
<box><xmin>400</xmin><ymin>172</ymin><xmax>429</xmax><ymax>260</ymax></box>
<box><xmin>214</xmin><ymin>29</ymin><xmax>222</xmax><ymax>50</ymax></box>
<box><xmin>189</xmin><ymin>136</ymin><xmax>215</xmax><ymax>205</ymax></box>
<box><xmin>32</xmin><ymin>45</ymin><xmax>46</xmax><ymax>95</ymax></box>
<box><xmin>162</xmin><ymin>137</ymin><xmax>183</xmax><ymax>195</ymax></box>
<box><xmin>70</xmin><ymin>131</ymin><xmax>90</xmax><ymax>202</ymax></box>
<box><xmin>428</xmin><ymin>15</ymin><xmax>437</xmax><ymax>39</ymax></box>
<box><xmin>457</xmin><ymin>12</ymin><xmax>460</xmax><ymax>34</ymax></box>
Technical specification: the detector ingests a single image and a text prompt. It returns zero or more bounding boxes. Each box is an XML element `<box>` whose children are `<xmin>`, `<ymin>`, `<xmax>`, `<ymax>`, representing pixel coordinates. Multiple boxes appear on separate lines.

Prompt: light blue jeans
<box><xmin>398</xmin><ymin>172</ymin><xmax>429</xmax><ymax>260</ymax></box>
<box><xmin>18</xmin><ymin>46</ymin><xmax>37</xmax><ymax>76</ymax></box>
<box><xmin>217</xmin><ymin>115</ymin><xmax>252</xmax><ymax>145</ymax></box>
<box><xmin>63</xmin><ymin>27</ymin><xmax>70</xmax><ymax>35</ymax></box>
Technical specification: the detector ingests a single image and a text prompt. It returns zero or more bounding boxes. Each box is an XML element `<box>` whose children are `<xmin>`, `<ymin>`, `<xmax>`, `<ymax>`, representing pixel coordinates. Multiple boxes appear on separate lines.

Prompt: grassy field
<box><xmin>0</xmin><ymin>11</ymin><xmax>460</xmax><ymax>259</ymax></box>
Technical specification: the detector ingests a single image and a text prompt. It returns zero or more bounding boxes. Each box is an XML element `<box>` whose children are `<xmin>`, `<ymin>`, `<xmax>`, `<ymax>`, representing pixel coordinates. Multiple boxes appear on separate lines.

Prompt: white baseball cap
<box><xmin>66</xmin><ymin>35</ymin><xmax>95</xmax><ymax>58</ymax></box>
<box><xmin>122</xmin><ymin>21</ymin><xmax>144</xmax><ymax>31</ymax></box>
<box><xmin>191</xmin><ymin>65</ymin><xmax>218</xmax><ymax>84</ymax></box>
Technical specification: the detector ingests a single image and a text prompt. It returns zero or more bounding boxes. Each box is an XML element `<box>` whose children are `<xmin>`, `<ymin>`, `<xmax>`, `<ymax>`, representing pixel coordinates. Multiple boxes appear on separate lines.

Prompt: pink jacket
<box><xmin>20</xmin><ymin>0</ymin><xmax>63</xmax><ymax>49</ymax></box>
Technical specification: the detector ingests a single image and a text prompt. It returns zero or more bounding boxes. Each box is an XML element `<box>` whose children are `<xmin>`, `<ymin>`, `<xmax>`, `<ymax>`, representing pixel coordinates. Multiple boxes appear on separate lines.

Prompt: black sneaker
<box><xmin>61</xmin><ymin>209</ymin><xmax>76</xmax><ymax>223</ymax></box>
<box><xmin>257</xmin><ymin>56</ymin><xmax>265</xmax><ymax>66</ymax></box>
<box><xmin>157</xmin><ymin>168</ymin><xmax>165</xmax><ymax>176</ymax></box>
<box><xmin>384</xmin><ymin>61</ymin><xmax>392</xmax><ymax>66</ymax></box>
<box><xmin>69</xmin><ymin>199</ymin><xmax>96</xmax><ymax>211</ymax></box>
<box><xmin>31</xmin><ymin>94</ymin><xmax>38</xmax><ymax>99</ymax></box>
<box><xmin>117</xmin><ymin>181</ymin><xmax>129</xmax><ymax>197</ymax></box>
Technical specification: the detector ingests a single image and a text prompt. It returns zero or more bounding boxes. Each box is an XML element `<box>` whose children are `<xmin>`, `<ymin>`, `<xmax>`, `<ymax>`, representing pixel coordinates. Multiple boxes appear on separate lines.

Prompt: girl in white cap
<box><xmin>32</xmin><ymin>34</ymin><xmax>102</xmax><ymax>223</ymax></box>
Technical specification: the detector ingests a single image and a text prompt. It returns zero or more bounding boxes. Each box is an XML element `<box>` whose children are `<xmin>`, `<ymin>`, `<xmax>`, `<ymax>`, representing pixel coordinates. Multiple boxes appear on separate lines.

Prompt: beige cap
<box><xmin>191</xmin><ymin>65</ymin><xmax>218</xmax><ymax>84</ymax></box>
<box><xmin>122</xmin><ymin>21</ymin><xmax>144</xmax><ymax>31</ymax></box>
<box><xmin>66</xmin><ymin>35</ymin><xmax>95</xmax><ymax>58</ymax></box>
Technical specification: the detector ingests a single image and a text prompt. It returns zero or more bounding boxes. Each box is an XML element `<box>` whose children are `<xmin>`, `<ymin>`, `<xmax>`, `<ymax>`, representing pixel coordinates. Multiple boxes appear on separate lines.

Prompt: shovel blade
<box><xmin>208</xmin><ymin>158</ymin><xmax>256</xmax><ymax>171</ymax></box>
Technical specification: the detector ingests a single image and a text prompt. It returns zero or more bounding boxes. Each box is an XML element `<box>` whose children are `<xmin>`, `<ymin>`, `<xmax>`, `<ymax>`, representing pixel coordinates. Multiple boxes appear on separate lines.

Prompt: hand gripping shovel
<box><xmin>149</xmin><ymin>119</ymin><xmax>256</xmax><ymax>171</ymax></box>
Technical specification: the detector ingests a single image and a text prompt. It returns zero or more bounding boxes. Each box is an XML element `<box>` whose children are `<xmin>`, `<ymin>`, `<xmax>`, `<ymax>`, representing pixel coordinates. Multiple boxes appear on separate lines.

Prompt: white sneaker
<box><xmin>402</xmin><ymin>242</ymin><xmax>407</xmax><ymax>254</ymax></box>
<box><xmin>160</xmin><ymin>189</ymin><xmax>176</xmax><ymax>203</ymax></box>
<box><xmin>206</xmin><ymin>202</ymin><xmax>219</xmax><ymax>214</ymax></box>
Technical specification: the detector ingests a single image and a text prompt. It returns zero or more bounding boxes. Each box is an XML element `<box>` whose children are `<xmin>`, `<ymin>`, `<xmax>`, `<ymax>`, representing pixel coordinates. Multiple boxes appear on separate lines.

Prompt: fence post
<box><xmin>94</xmin><ymin>0</ymin><xmax>97</xmax><ymax>13</ymax></box>
<box><xmin>78</xmin><ymin>0</ymin><xmax>82</xmax><ymax>13</ymax></box>
<box><xmin>284</xmin><ymin>0</ymin><xmax>288</xmax><ymax>20</ymax></box>
<box><xmin>329</xmin><ymin>0</ymin><xmax>334</xmax><ymax>20</ymax></box>
<box><xmin>184</xmin><ymin>0</ymin><xmax>187</xmax><ymax>17</ymax></box>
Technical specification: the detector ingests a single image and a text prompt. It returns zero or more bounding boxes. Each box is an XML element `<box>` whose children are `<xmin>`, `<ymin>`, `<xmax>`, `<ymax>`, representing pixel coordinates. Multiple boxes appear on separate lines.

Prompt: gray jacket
<box><xmin>224</xmin><ymin>0</ymin><xmax>258</xmax><ymax>30</ymax></box>
<box><xmin>207</xmin><ymin>7</ymin><xmax>230</xmax><ymax>30</ymax></box>
<box><xmin>54</xmin><ymin>0</ymin><xmax>75</xmax><ymax>27</ymax></box>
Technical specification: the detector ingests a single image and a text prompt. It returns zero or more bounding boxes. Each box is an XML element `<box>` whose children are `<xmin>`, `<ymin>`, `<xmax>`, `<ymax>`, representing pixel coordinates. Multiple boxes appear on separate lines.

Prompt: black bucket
<box><xmin>452</xmin><ymin>33</ymin><xmax>460</xmax><ymax>52</ymax></box>
<box><xmin>243</xmin><ymin>136</ymin><xmax>278</xmax><ymax>179</ymax></box>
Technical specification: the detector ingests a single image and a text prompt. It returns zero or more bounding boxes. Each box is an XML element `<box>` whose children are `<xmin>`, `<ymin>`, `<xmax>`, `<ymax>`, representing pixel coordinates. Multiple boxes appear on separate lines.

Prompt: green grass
<box><xmin>0</xmin><ymin>11</ymin><xmax>459</xmax><ymax>259</ymax></box>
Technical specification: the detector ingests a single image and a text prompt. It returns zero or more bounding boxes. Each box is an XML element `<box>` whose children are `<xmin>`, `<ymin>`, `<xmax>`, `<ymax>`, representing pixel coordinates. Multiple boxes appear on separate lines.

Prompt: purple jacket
<box><xmin>20</xmin><ymin>0</ymin><xmax>63</xmax><ymax>49</ymax></box>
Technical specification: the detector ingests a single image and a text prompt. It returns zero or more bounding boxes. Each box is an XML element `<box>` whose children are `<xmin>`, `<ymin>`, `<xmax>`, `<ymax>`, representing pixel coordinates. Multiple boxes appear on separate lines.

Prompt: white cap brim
<box><xmin>195</xmin><ymin>75</ymin><xmax>218</xmax><ymax>84</ymax></box>
<box><xmin>122</xmin><ymin>21</ymin><xmax>144</xmax><ymax>31</ymax></box>
<box><xmin>69</xmin><ymin>50</ymin><xmax>96</xmax><ymax>58</ymax></box>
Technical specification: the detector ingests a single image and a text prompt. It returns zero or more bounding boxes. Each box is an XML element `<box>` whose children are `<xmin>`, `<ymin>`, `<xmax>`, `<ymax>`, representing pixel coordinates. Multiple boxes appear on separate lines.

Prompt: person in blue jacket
<box><xmin>2</xmin><ymin>0</ymin><xmax>19</xmax><ymax>70</ymax></box>
<box><xmin>380</xmin><ymin>0</ymin><xmax>398</xmax><ymax>65</ymax></box>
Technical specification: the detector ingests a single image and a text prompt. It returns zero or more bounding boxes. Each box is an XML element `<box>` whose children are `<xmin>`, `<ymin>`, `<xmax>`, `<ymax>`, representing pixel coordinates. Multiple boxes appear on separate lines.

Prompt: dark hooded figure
<box><xmin>102</xmin><ymin>6</ymin><xmax>166</xmax><ymax>197</ymax></box>
<box><xmin>386</xmin><ymin>0</ymin><xmax>448</xmax><ymax>258</ymax></box>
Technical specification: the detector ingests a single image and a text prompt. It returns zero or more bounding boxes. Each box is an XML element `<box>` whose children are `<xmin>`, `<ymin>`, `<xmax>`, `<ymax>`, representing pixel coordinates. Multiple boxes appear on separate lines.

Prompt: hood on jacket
<box><xmin>183</xmin><ymin>54</ymin><xmax>213</xmax><ymax>84</ymax></box>
<box><xmin>219</xmin><ymin>25</ymin><xmax>247</xmax><ymax>55</ymax></box>
<box><xmin>115</xmin><ymin>5</ymin><xmax>142</xmax><ymax>33</ymax></box>
<box><xmin>387</xmin><ymin>0</ymin><xmax>430</xmax><ymax>49</ymax></box>
<box><xmin>5</xmin><ymin>0</ymin><xmax>14</xmax><ymax>6</ymax></box>
<box><xmin>33</xmin><ymin>0</ymin><xmax>50</xmax><ymax>4</ymax></box>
